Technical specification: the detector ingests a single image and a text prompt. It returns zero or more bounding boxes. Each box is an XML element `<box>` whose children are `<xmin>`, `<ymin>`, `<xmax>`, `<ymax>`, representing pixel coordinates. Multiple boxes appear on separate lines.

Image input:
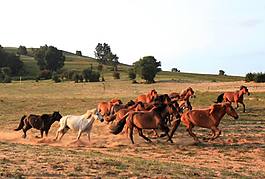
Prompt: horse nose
<box><xmin>248</xmin><ymin>92</ymin><xmax>250</xmax><ymax>96</ymax></box>
<box><xmin>234</xmin><ymin>115</ymin><xmax>239</xmax><ymax>120</ymax></box>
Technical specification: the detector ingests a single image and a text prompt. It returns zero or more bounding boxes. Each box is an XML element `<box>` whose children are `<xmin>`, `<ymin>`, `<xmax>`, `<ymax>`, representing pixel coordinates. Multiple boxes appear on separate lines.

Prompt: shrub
<box><xmin>89</xmin><ymin>71</ymin><xmax>100</xmax><ymax>82</ymax></box>
<box><xmin>128</xmin><ymin>68</ymin><xmax>136</xmax><ymax>80</ymax></box>
<box><xmin>38</xmin><ymin>70</ymin><xmax>52</xmax><ymax>80</ymax></box>
<box><xmin>113</xmin><ymin>71</ymin><xmax>120</xmax><ymax>79</ymax></box>
<box><xmin>245</xmin><ymin>73</ymin><xmax>255</xmax><ymax>82</ymax></box>
<box><xmin>73</xmin><ymin>73</ymin><xmax>80</xmax><ymax>83</ymax></box>
<box><xmin>254</xmin><ymin>73</ymin><xmax>265</xmax><ymax>83</ymax></box>
<box><xmin>245</xmin><ymin>72</ymin><xmax>265</xmax><ymax>83</ymax></box>
<box><xmin>2</xmin><ymin>75</ymin><xmax>11</xmax><ymax>83</ymax></box>
<box><xmin>52</xmin><ymin>72</ymin><xmax>61</xmax><ymax>83</ymax></box>
<box><xmin>79</xmin><ymin>75</ymin><xmax>84</xmax><ymax>83</ymax></box>
<box><xmin>82</xmin><ymin>68</ymin><xmax>92</xmax><ymax>82</ymax></box>
<box><xmin>1</xmin><ymin>67</ymin><xmax>11</xmax><ymax>76</ymax></box>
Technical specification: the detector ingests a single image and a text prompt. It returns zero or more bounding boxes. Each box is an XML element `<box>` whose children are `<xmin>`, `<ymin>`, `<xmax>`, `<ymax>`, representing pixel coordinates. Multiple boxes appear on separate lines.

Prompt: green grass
<box><xmin>3</xmin><ymin>46</ymin><xmax>244</xmax><ymax>82</ymax></box>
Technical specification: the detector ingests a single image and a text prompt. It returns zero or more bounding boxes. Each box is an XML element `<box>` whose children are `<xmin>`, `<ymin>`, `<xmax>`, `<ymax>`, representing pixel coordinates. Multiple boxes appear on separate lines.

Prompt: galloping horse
<box><xmin>216</xmin><ymin>86</ymin><xmax>250</xmax><ymax>112</ymax></box>
<box><xmin>169</xmin><ymin>102</ymin><xmax>239</xmax><ymax>142</ymax></box>
<box><xmin>169</xmin><ymin>87</ymin><xmax>195</xmax><ymax>110</ymax></box>
<box><xmin>54</xmin><ymin>109</ymin><xmax>104</xmax><ymax>141</ymax></box>
<box><xmin>14</xmin><ymin>112</ymin><xmax>62</xmax><ymax>138</ymax></box>
<box><xmin>136</xmin><ymin>89</ymin><xmax>158</xmax><ymax>103</ymax></box>
<box><xmin>97</xmin><ymin>98</ymin><xmax>122</xmax><ymax>117</ymax></box>
<box><xmin>105</xmin><ymin>102</ymin><xmax>146</xmax><ymax>123</ymax></box>
<box><xmin>110</xmin><ymin>105</ymin><xmax>174</xmax><ymax>144</ymax></box>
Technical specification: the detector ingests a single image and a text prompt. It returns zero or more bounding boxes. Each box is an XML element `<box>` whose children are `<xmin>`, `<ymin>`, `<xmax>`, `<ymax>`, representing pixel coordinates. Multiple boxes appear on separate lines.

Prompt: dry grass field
<box><xmin>0</xmin><ymin>80</ymin><xmax>265</xmax><ymax>178</ymax></box>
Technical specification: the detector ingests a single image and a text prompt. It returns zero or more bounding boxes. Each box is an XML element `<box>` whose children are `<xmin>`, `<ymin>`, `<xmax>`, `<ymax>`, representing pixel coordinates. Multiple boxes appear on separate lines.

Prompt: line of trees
<box><xmin>1</xmin><ymin>43</ymin><xmax>164</xmax><ymax>83</ymax></box>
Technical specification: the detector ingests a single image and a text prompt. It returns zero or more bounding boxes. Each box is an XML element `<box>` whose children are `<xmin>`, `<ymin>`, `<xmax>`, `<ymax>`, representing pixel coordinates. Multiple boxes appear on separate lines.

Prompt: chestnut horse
<box><xmin>169</xmin><ymin>87</ymin><xmax>195</xmax><ymax>110</ymax></box>
<box><xmin>216</xmin><ymin>86</ymin><xmax>250</xmax><ymax>112</ymax></box>
<box><xmin>169</xmin><ymin>102</ymin><xmax>239</xmax><ymax>142</ymax></box>
<box><xmin>110</xmin><ymin>104</ymin><xmax>174</xmax><ymax>144</ymax></box>
<box><xmin>105</xmin><ymin>102</ymin><xmax>146</xmax><ymax>123</ymax></box>
<box><xmin>97</xmin><ymin>98</ymin><xmax>122</xmax><ymax>117</ymax></box>
<box><xmin>14</xmin><ymin>111</ymin><xmax>62</xmax><ymax>138</ymax></box>
<box><xmin>136</xmin><ymin>89</ymin><xmax>158</xmax><ymax>103</ymax></box>
<box><xmin>169</xmin><ymin>87</ymin><xmax>195</xmax><ymax>101</ymax></box>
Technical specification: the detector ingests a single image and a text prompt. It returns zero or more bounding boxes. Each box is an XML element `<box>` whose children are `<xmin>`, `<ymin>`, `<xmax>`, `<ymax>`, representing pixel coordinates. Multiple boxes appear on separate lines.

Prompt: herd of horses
<box><xmin>14</xmin><ymin>85</ymin><xmax>250</xmax><ymax>144</ymax></box>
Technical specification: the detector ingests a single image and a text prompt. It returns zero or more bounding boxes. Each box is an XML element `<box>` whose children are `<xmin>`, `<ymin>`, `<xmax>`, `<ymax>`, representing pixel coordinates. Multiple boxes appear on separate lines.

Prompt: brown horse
<box><xmin>105</xmin><ymin>102</ymin><xmax>146</xmax><ymax>123</ymax></box>
<box><xmin>216</xmin><ymin>85</ymin><xmax>250</xmax><ymax>112</ymax></box>
<box><xmin>14</xmin><ymin>111</ymin><xmax>62</xmax><ymax>138</ymax></box>
<box><xmin>136</xmin><ymin>89</ymin><xmax>158</xmax><ymax>103</ymax></box>
<box><xmin>170</xmin><ymin>102</ymin><xmax>239</xmax><ymax>142</ymax></box>
<box><xmin>169</xmin><ymin>87</ymin><xmax>195</xmax><ymax>110</ymax></box>
<box><xmin>110</xmin><ymin>104</ymin><xmax>174</xmax><ymax>144</ymax></box>
<box><xmin>97</xmin><ymin>98</ymin><xmax>122</xmax><ymax>117</ymax></box>
<box><xmin>169</xmin><ymin>87</ymin><xmax>195</xmax><ymax>101</ymax></box>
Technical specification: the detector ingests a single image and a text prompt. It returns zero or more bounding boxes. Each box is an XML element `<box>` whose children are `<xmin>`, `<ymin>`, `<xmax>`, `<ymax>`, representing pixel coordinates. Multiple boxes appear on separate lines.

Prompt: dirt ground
<box><xmin>0</xmin><ymin>80</ymin><xmax>265</xmax><ymax>178</ymax></box>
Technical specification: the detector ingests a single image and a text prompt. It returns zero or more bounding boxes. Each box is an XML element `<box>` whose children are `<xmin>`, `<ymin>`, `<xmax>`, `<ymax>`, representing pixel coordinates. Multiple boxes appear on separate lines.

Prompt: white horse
<box><xmin>54</xmin><ymin>108</ymin><xmax>104</xmax><ymax>141</ymax></box>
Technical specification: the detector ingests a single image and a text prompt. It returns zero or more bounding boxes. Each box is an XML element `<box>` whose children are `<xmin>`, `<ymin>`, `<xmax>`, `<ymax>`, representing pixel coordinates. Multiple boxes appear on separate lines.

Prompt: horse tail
<box><xmin>109</xmin><ymin>113</ymin><xmax>129</xmax><ymax>135</ymax></box>
<box><xmin>215</xmin><ymin>93</ymin><xmax>224</xmax><ymax>103</ymax></box>
<box><xmin>14</xmin><ymin>115</ymin><xmax>27</xmax><ymax>131</ymax></box>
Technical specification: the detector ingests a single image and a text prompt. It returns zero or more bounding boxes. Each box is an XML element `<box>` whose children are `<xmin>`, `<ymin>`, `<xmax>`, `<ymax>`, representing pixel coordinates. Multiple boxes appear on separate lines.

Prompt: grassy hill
<box><xmin>3</xmin><ymin>47</ymin><xmax>244</xmax><ymax>82</ymax></box>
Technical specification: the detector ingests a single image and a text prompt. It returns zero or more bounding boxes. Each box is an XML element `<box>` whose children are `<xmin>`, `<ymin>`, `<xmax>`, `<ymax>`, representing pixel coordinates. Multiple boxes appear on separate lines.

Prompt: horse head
<box><xmin>95</xmin><ymin>109</ymin><xmax>104</xmax><ymax>122</ymax></box>
<box><xmin>223</xmin><ymin>102</ymin><xmax>239</xmax><ymax>119</ymax></box>
<box><xmin>150</xmin><ymin>89</ymin><xmax>159</xmax><ymax>99</ymax></box>
<box><xmin>240</xmin><ymin>86</ymin><xmax>250</xmax><ymax>96</ymax></box>
<box><xmin>187</xmin><ymin>87</ymin><xmax>196</xmax><ymax>98</ymax></box>
<box><xmin>52</xmin><ymin>111</ymin><xmax>62</xmax><ymax>121</ymax></box>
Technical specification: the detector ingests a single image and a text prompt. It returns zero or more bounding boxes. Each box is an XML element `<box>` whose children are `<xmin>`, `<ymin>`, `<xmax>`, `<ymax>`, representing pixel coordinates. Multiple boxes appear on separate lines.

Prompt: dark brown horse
<box><xmin>136</xmin><ymin>89</ymin><xmax>158</xmax><ymax>103</ymax></box>
<box><xmin>105</xmin><ymin>102</ymin><xmax>145</xmax><ymax>123</ymax></box>
<box><xmin>170</xmin><ymin>102</ymin><xmax>239</xmax><ymax>142</ymax></box>
<box><xmin>14</xmin><ymin>111</ymin><xmax>62</xmax><ymax>138</ymax></box>
<box><xmin>216</xmin><ymin>85</ymin><xmax>250</xmax><ymax>112</ymax></box>
<box><xmin>110</xmin><ymin>104</ymin><xmax>174</xmax><ymax>144</ymax></box>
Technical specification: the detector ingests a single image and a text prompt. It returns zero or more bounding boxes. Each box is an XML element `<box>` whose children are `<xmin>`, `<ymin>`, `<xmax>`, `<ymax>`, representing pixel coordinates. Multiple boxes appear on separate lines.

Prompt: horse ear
<box><xmin>240</xmin><ymin>86</ymin><xmax>244</xmax><ymax>90</ymax></box>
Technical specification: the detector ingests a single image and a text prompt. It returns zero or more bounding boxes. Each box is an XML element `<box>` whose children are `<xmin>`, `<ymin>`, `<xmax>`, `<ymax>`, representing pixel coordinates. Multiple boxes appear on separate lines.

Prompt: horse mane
<box><xmin>84</xmin><ymin>108</ymin><xmax>97</xmax><ymax>119</ymax></box>
<box><xmin>240</xmin><ymin>85</ymin><xmax>247</xmax><ymax>90</ymax></box>
<box><xmin>209</xmin><ymin>102</ymin><xmax>229</xmax><ymax>114</ymax></box>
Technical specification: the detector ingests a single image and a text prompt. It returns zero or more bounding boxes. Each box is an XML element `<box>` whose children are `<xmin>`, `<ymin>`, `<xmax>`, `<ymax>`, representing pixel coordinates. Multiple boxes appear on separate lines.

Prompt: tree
<box><xmin>76</xmin><ymin>50</ymin><xmax>82</xmax><ymax>56</ymax></box>
<box><xmin>133</xmin><ymin>56</ymin><xmax>161</xmax><ymax>83</ymax></box>
<box><xmin>219</xmin><ymin>70</ymin><xmax>225</xmax><ymax>76</ymax></box>
<box><xmin>94</xmin><ymin>43</ymin><xmax>119</xmax><ymax>65</ymax></box>
<box><xmin>17</xmin><ymin>45</ymin><xmax>27</xmax><ymax>55</ymax></box>
<box><xmin>34</xmin><ymin>45</ymin><xmax>65</xmax><ymax>72</ymax></box>
<box><xmin>171</xmin><ymin>68</ymin><xmax>180</xmax><ymax>72</ymax></box>
<box><xmin>0</xmin><ymin>47</ymin><xmax>24</xmax><ymax>76</ymax></box>
<box><xmin>128</xmin><ymin>68</ymin><xmax>136</xmax><ymax>80</ymax></box>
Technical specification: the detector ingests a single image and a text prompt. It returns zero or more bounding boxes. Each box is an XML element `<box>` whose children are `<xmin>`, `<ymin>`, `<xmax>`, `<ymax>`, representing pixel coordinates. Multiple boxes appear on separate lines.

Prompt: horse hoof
<box><xmin>22</xmin><ymin>135</ymin><xmax>26</xmax><ymax>139</ymax></box>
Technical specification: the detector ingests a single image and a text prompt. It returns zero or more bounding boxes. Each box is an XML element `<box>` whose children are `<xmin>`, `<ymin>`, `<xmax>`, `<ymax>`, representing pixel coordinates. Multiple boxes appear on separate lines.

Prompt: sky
<box><xmin>1</xmin><ymin>0</ymin><xmax>265</xmax><ymax>76</ymax></box>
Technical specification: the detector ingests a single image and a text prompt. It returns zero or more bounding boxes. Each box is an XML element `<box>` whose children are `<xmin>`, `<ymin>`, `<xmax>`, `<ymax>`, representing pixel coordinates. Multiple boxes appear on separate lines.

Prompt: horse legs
<box><xmin>45</xmin><ymin>130</ymin><xmax>49</xmax><ymax>137</ymax></box>
<box><xmin>187</xmin><ymin>125</ymin><xmax>200</xmax><ymax>143</ymax></box>
<box><xmin>58</xmin><ymin>128</ymin><xmax>69</xmax><ymax>141</ymax></box>
<box><xmin>239</xmin><ymin>101</ymin><xmax>246</xmax><ymax>112</ymax></box>
<box><xmin>168</xmin><ymin>119</ymin><xmax>181</xmax><ymax>140</ymax></box>
<box><xmin>76</xmin><ymin>130</ymin><xmax>83</xmax><ymax>140</ymax></box>
<box><xmin>128</xmin><ymin>127</ymin><xmax>134</xmax><ymax>144</ymax></box>
<box><xmin>138</xmin><ymin>129</ymin><xmax>152</xmax><ymax>143</ymax></box>
<box><xmin>87</xmin><ymin>132</ymin><xmax>91</xmax><ymax>142</ymax></box>
<box><xmin>209</xmin><ymin>127</ymin><xmax>221</xmax><ymax>141</ymax></box>
<box><xmin>22</xmin><ymin>125</ymin><xmax>32</xmax><ymax>138</ymax></box>
<box><xmin>40</xmin><ymin>130</ymin><xmax>44</xmax><ymax>138</ymax></box>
